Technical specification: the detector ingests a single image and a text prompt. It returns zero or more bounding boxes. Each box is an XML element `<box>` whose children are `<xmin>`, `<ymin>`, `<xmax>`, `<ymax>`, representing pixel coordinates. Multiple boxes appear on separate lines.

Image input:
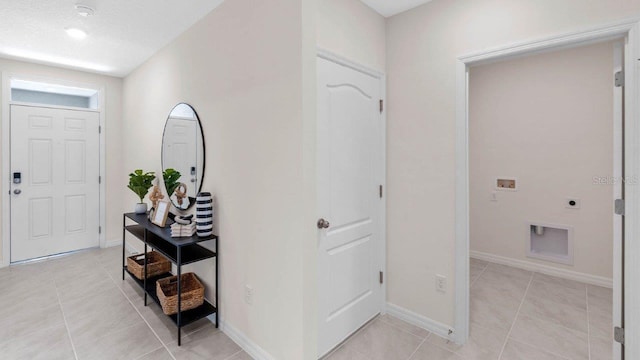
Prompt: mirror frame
<box><xmin>161</xmin><ymin>102</ymin><xmax>206</xmax><ymax>211</ymax></box>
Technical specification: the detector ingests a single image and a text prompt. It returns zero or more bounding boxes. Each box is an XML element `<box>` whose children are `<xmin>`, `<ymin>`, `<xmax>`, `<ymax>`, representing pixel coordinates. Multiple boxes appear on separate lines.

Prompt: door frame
<box><xmin>316</xmin><ymin>48</ymin><xmax>387</xmax><ymax>350</ymax></box>
<box><xmin>1</xmin><ymin>72</ymin><xmax>106</xmax><ymax>266</ymax></box>
<box><xmin>455</xmin><ymin>18</ymin><xmax>640</xmax><ymax>358</ymax></box>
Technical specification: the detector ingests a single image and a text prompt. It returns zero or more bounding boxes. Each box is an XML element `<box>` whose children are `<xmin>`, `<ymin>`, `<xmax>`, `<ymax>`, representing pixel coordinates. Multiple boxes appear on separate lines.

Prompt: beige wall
<box><xmin>386</xmin><ymin>0</ymin><xmax>640</xmax><ymax>327</ymax></box>
<box><xmin>122</xmin><ymin>0</ymin><xmax>315</xmax><ymax>358</ymax></box>
<box><xmin>0</xmin><ymin>58</ymin><xmax>124</xmax><ymax>262</ymax></box>
<box><xmin>317</xmin><ymin>0</ymin><xmax>386</xmax><ymax>71</ymax></box>
<box><xmin>469</xmin><ymin>41</ymin><xmax>615</xmax><ymax>279</ymax></box>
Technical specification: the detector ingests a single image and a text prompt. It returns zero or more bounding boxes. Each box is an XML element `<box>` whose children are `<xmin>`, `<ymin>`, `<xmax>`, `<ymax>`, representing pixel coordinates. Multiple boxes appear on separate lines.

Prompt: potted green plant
<box><xmin>128</xmin><ymin>170</ymin><xmax>156</xmax><ymax>214</ymax></box>
<box><xmin>163</xmin><ymin>168</ymin><xmax>182</xmax><ymax>197</ymax></box>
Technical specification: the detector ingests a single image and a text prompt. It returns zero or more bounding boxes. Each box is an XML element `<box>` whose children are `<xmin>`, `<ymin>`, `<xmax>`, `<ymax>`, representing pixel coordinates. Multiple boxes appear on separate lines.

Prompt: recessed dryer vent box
<box><xmin>527</xmin><ymin>223</ymin><xmax>574</xmax><ymax>265</ymax></box>
<box><xmin>496</xmin><ymin>178</ymin><xmax>517</xmax><ymax>191</ymax></box>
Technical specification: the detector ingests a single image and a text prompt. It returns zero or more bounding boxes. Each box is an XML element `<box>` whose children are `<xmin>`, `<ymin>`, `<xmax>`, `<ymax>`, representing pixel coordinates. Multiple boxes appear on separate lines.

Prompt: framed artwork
<box><xmin>152</xmin><ymin>200</ymin><xmax>170</xmax><ymax>227</ymax></box>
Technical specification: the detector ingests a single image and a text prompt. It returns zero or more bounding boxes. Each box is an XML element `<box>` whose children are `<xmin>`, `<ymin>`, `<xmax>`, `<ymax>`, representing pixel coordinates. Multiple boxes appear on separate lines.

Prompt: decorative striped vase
<box><xmin>195</xmin><ymin>192</ymin><xmax>213</xmax><ymax>237</ymax></box>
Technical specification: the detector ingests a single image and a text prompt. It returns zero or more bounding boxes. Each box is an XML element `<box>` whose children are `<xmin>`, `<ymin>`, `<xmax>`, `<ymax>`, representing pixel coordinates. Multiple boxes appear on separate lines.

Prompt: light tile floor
<box><xmin>0</xmin><ymin>246</ymin><xmax>251</xmax><ymax>360</ymax></box>
<box><xmin>324</xmin><ymin>258</ymin><xmax>614</xmax><ymax>360</ymax></box>
<box><xmin>0</xmin><ymin>248</ymin><xmax>614</xmax><ymax>360</ymax></box>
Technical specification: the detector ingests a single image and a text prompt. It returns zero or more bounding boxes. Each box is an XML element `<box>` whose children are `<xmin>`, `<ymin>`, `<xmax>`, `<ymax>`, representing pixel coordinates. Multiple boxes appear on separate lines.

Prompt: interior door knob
<box><xmin>13</xmin><ymin>189</ymin><xmax>21</xmax><ymax>195</ymax></box>
<box><xmin>317</xmin><ymin>218</ymin><xmax>330</xmax><ymax>229</ymax></box>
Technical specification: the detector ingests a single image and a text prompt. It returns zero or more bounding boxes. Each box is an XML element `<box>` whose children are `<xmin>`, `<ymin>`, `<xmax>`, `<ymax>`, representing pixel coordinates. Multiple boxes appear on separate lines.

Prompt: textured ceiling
<box><xmin>0</xmin><ymin>0</ymin><xmax>224</xmax><ymax>77</ymax></box>
<box><xmin>360</xmin><ymin>0</ymin><xmax>433</xmax><ymax>17</ymax></box>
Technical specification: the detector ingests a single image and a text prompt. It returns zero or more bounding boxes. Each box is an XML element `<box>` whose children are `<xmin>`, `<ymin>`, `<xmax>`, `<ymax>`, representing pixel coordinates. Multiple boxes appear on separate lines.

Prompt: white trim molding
<box><xmin>221</xmin><ymin>319</ymin><xmax>275</xmax><ymax>360</ymax></box>
<box><xmin>471</xmin><ymin>251</ymin><xmax>613</xmax><ymax>288</ymax></box>
<box><xmin>386</xmin><ymin>303</ymin><xmax>454</xmax><ymax>341</ymax></box>
<box><xmin>455</xmin><ymin>18</ymin><xmax>640</xmax><ymax>358</ymax></box>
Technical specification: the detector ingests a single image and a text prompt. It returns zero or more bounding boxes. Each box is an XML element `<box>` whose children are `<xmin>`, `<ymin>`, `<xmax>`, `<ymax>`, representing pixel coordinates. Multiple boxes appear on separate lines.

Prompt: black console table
<box><xmin>122</xmin><ymin>212</ymin><xmax>218</xmax><ymax>346</ymax></box>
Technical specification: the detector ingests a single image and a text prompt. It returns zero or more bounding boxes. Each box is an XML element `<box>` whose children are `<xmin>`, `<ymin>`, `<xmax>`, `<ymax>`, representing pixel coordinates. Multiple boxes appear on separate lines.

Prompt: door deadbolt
<box><xmin>317</xmin><ymin>218</ymin><xmax>330</xmax><ymax>229</ymax></box>
<box><xmin>13</xmin><ymin>189</ymin><xmax>21</xmax><ymax>195</ymax></box>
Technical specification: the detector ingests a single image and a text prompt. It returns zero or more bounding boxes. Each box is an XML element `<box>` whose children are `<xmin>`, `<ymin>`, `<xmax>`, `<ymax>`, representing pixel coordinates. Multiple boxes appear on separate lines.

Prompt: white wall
<box><xmin>317</xmin><ymin>0</ymin><xmax>386</xmax><ymax>71</ymax></box>
<box><xmin>386</xmin><ymin>0</ymin><xmax>640</xmax><ymax>328</ymax></box>
<box><xmin>469</xmin><ymin>41</ymin><xmax>615</xmax><ymax>279</ymax></box>
<box><xmin>122</xmin><ymin>0</ymin><xmax>316</xmax><ymax>358</ymax></box>
<box><xmin>0</xmin><ymin>57</ymin><xmax>124</xmax><ymax>262</ymax></box>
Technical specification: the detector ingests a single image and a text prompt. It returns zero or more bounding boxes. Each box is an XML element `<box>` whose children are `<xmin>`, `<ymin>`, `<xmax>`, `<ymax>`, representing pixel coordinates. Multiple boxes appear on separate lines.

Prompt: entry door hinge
<box><xmin>379</xmin><ymin>185</ymin><xmax>383</xmax><ymax>198</ymax></box>
<box><xmin>98</xmin><ymin>226</ymin><xmax>102</xmax><ymax>234</ymax></box>
<box><xmin>379</xmin><ymin>99</ymin><xmax>383</xmax><ymax>113</ymax></box>
<box><xmin>614</xmin><ymin>326</ymin><xmax>625</xmax><ymax>345</ymax></box>
<box><xmin>615</xmin><ymin>199</ymin><xmax>625</xmax><ymax>216</ymax></box>
<box><xmin>615</xmin><ymin>71</ymin><xmax>624</xmax><ymax>87</ymax></box>
<box><xmin>98</xmin><ymin>125</ymin><xmax>102</xmax><ymax>134</ymax></box>
<box><xmin>379</xmin><ymin>271</ymin><xmax>384</xmax><ymax>284</ymax></box>
<box><xmin>98</xmin><ymin>176</ymin><xmax>102</xmax><ymax>184</ymax></box>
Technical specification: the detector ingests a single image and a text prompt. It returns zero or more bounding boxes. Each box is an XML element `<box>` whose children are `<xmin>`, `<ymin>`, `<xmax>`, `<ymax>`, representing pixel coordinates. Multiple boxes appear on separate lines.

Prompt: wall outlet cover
<box><xmin>436</xmin><ymin>274</ymin><xmax>447</xmax><ymax>293</ymax></box>
<box><xmin>244</xmin><ymin>285</ymin><xmax>254</xmax><ymax>305</ymax></box>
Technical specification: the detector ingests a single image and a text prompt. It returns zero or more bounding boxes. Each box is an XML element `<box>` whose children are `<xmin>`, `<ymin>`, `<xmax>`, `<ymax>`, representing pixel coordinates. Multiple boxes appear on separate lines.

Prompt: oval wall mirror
<box><xmin>161</xmin><ymin>103</ymin><xmax>205</xmax><ymax>210</ymax></box>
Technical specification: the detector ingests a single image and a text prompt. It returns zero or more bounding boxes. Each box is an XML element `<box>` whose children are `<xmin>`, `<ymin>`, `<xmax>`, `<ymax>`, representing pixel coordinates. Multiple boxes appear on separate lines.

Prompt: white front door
<box><xmin>317</xmin><ymin>56</ymin><xmax>384</xmax><ymax>357</ymax></box>
<box><xmin>10</xmin><ymin>105</ymin><xmax>100</xmax><ymax>262</ymax></box>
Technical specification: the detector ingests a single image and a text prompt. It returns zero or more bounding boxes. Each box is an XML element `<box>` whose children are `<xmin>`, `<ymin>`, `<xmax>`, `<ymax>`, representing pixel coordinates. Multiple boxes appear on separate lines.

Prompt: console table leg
<box><xmin>216</xmin><ymin>244</ymin><xmax>219</xmax><ymax>329</ymax></box>
<box><xmin>144</xmin><ymin>241</ymin><xmax>148</xmax><ymax>306</ymax></box>
<box><xmin>177</xmin><ymin>247</ymin><xmax>182</xmax><ymax>346</ymax></box>
<box><xmin>122</xmin><ymin>215</ymin><xmax>126</xmax><ymax>280</ymax></box>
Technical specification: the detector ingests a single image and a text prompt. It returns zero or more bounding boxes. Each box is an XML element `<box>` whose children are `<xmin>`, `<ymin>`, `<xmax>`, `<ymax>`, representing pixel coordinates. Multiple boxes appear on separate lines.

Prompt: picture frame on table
<box><xmin>152</xmin><ymin>200</ymin><xmax>170</xmax><ymax>227</ymax></box>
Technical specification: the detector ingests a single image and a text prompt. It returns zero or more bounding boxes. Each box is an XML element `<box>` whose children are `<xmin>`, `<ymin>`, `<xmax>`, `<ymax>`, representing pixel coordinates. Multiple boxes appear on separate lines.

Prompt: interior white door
<box><xmin>10</xmin><ymin>105</ymin><xmax>100</xmax><ymax>262</ymax></box>
<box><xmin>317</xmin><ymin>56</ymin><xmax>384</xmax><ymax>357</ymax></box>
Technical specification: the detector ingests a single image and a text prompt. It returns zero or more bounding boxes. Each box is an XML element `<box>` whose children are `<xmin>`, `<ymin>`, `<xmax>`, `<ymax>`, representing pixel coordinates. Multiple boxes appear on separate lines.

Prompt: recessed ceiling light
<box><xmin>74</xmin><ymin>4</ymin><xmax>95</xmax><ymax>17</ymax></box>
<box><xmin>65</xmin><ymin>27</ymin><xmax>88</xmax><ymax>39</ymax></box>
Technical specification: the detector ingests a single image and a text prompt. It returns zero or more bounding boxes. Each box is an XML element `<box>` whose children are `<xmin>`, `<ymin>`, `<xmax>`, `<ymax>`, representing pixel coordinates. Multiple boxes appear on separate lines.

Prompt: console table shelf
<box><xmin>122</xmin><ymin>212</ymin><xmax>218</xmax><ymax>346</ymax></box>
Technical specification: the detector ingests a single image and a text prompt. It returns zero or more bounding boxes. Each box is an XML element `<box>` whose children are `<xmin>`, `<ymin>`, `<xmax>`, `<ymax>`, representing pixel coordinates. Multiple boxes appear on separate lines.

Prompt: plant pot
<box><xmin>135</xmin><ymin>203</ymin><xmax>148</xmax><ymax>214</ymax></box>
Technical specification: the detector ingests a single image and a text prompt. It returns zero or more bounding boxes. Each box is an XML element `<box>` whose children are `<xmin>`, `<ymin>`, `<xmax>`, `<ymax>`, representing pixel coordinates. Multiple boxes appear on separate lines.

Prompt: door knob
<box><xmin>13</xmin><ymin>189</ymin><xmax>21</xmax><ymax>195</ymax></box>
<box><xmin>317</xmin><ymin>218</ymin><xmax>330</xmax><ymax>229</ymax></box>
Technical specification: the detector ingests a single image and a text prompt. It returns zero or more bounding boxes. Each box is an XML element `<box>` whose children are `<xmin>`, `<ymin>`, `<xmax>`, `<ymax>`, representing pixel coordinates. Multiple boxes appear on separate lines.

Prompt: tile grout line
<box><xmin>222</xmin><ymin>349</ymin><xmax>245</xmax><ymax>360</ymax></box>
<box><xmin>405</xmin><ymin>333</ymin><xmax>430</xmax><ymax>360</ymax></box>
<box><xmin>104</xmin><ymin>264</ymin><xmax>178</xmax><ymax>360</ymax></box>
<box><xmin>586</xmin><ymin>286</ymin><xmax>591</xmax><ymax>360</ymax></box>
<box><xmin>469</xmin><ymin>262</ymin><xmax>489</xmax><ymax>288</ymax></box>
<box><xmin>53</xmin><ymin>281</ymin><xmax>79</xmax><ymax>360</ymax></box>
<box><xmin>133</xmin><ymin>346</ymin><xmax>164</xmax><ymax>360</ymax></box>
<box><xmin>497</xmin><ymin>272</ymin><xmax>534</xmax><ymax>360</ymax></box>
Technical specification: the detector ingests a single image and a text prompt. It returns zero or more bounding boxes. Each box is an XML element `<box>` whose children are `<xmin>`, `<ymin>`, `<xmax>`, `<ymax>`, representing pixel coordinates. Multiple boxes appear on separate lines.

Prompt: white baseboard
<box><xmin>103</xmin><ymin>238</ymin><xmax>122</xmax><ymax>248</ymax></box>
<box><xmin>471</xmin><ymin>250</ymin><xmax>613</xmax><ymax>288</ymax></box>
<box><xmin>386</xmin><ymin>302</ymin><xmax>455</xmax><ymax>342</ymax></box>
<box><xmin>221</xmin><ymin>319</ymin><xmax>274</xmax><ymax>360</ymax></box>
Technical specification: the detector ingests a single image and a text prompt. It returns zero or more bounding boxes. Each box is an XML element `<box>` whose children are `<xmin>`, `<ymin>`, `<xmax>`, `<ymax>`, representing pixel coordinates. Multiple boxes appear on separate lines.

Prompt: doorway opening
<box><xmin>455</xmin><ymin>20</ymin><xmax>640</xmax><ymax>360</ymax></box>
<box><xmin>468</xmin><ymin>40</ymin><xmax>622</xmax><ymax>359</ymax></box>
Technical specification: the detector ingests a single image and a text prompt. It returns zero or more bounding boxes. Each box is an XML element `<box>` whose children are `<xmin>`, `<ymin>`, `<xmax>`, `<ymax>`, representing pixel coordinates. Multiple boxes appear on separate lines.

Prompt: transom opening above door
<box><xmin>10</xmin><ymin>79</ymin><xmax>99</xmax><ymax>110</ymax></box>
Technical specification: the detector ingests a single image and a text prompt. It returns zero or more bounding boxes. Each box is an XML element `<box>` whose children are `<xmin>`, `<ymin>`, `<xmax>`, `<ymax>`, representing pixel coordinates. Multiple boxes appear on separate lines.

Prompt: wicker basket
<box><xmin>126</xmin><ymin>252</ymin><xmax>171</xmax><ymax>280</ymax></box>
<box><xmin>156</xmin><ymin>273</ymin><xmax>205</xmax><ymax>315</ymax></box>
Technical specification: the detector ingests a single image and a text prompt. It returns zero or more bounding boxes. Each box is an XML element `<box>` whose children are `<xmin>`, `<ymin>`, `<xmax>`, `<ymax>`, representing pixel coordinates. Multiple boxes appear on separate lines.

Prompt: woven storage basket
<box><xmin>156</xmin><ymin>272</ymin><xmax>205</xmax><ymax>315</ymax></box>
<box><xmin>126</xmin><ymin>252</ymin><xmax>171</xmax><ymax>280</ymax></box>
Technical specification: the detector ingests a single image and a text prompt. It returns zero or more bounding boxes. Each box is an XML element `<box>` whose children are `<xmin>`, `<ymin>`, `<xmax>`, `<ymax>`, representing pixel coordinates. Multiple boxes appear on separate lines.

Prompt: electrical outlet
<box><xmin>489</xmin><ymin>192</ymin><xmax>497</xmax><ymax>202</ymax></box>
<box><xmin>245</xmin><ymin>285</ymin><xmax>254</xmax><ymax>305</ymax></box>
<box><xmin>436</xmin><ymin>275</ymin><xmax>447</xmax><ymax>293</ymax></box>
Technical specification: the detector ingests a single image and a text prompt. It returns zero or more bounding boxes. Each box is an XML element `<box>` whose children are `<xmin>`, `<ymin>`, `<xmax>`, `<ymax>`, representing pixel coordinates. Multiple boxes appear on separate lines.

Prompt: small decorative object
<box><xmin>170</xmin><ymin>222</ymin><xmax>196</xmax><ymax>237</ymax></box>
<box><xmin>128</xmin><ymin>170</ymin><xmax>156</xmax><ymax>214</ymax></box>
<box><xmin>174</xmin><ymin>183</ymin><xmax>188</xmax><ymax>206</ymax></box>
<box><xmin>195</xmin><ymin>192</ymin><xmax>213</xmax><ymax>237</ymax></box>
<box><xmin>152</xmin><ymin>200</ymin><xmax>171</xmax><ymax>227</ymax></box>
<box><xmin>156</xmin><ymin>272</ymin><xmax>205</xmax><ymax>315</ymax></box>
<box><xmin>149</xmin><ymin>178</ymin><xmax>165</xmax><ymax>210</ymax></box>
<box><xmin>174</xmin><ymin>214</ymin><xmax>193</xmax><ymax>225</ymax></box>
